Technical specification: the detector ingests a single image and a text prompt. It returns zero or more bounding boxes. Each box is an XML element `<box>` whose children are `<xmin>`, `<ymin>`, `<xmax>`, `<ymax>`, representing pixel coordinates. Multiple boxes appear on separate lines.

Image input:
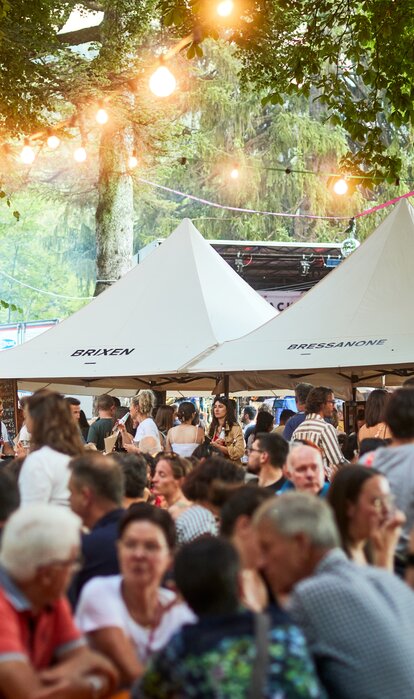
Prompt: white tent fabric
<box><xmin>184</xmin><ymin>200</ymin><xmax>414</xmax><ymax>396</ymax></box>
<box><xmin>0</xmin><ymin>218</ymin><xmax>276</xmax><ymax>392</ymax></box>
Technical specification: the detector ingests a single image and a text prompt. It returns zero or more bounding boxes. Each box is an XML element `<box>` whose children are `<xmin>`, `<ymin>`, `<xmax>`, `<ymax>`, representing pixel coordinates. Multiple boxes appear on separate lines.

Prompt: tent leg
<box><xmin>223</xmin><ymin>374</ymin><xmax>229</xmax><ymax>397</ymax></box>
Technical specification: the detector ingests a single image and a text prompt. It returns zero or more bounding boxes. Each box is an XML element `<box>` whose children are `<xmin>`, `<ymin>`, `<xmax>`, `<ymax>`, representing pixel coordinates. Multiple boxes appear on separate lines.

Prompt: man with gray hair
<box><xmin>254</xmin><ymin>492</ymin><xmax>414</xmax><ymax>699</ymax></box>
<box><xmin>0</xmin><ymin>504</ymin><xmax>117</xmax><ymax>698</ymax></box>
<box><xmin>279</xmin><ymin>443</ymin><xmax>329</xmax><ymax>496</ymax></box>
<box><xmin>68</xmin><ymin>452</ymin><xmax>125</xmax><ymax>606</ymax></box>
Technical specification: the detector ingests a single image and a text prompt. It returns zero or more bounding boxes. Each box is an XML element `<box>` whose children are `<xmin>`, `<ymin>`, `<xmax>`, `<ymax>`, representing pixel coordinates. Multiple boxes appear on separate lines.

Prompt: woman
<box><xmin>120</xmin><ymin>390</ymin><xmax>159</xmax><ymax>453</ymax></box>
<box><xmin>246</xmin><ymin>409</ymin><xmax>274</xmax><ymax>449</ymax></box>
<box><xmin>165</xmin><ymin>402</ymin><xmax>204</xmax><ymax>457</ymax></box>
<box><xmin>152</xmin><ymin>452</ymin><xmax>191</xmax><ymax>518</ymax></box>
<box><xmin>18</xmin><ymin>390</ymin><xmax>84</xmax><ymax>506</ymax></box>
<box><xmin>155</xmin><ymin>405</ymin><xmax>174</xmax><ymax>448</ymax></box>
<box><xmin>221</xmin><ymin>486</ymin><xmax>273</xmax><ymax>612</ymax></box>
<box><xmin>358</xmin><ymin>389</ymin><xmax>392</xmax><ymax>442</ymax></box>
<box><xmin>328</xmin><ymin>465</ymin><xmax>404</xmax><ymax>570</ymax></box>
<box><xmin>76</xmin><ymin>504</ymin><xmax>195</xmax><ymax>684</ymax></box>
<box><xmin>176</xmin><ymin>456</ymin><xmax>244</xmax><ymax>545</ymax></box>
<box><xmin>208</xmin><ymin>396</ymin><xmax>245</xmax><ymax>463</ymax></box>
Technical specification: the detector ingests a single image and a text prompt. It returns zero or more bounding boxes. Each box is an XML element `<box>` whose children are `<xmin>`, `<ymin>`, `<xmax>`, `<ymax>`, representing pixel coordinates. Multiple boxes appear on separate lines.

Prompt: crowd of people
<box><xmin>1</xmin><ymin>382</ymin><xmax>414</xmax><ymax>697</ymax></box>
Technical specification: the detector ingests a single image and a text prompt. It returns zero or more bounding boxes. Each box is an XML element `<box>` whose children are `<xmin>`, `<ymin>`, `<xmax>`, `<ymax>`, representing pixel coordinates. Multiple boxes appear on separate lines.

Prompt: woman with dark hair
<box><xmin>221</xmin><ymin>486</ymin><xmax>273</xmax><ymax>611</ymax></box>
<box><xmin>208</xmin><ymin>396</ymin><xmax>245</xmax><ymax>463</ymax></box>
<box><xmin>152</xmin><ymin>452</ymin><xmax>191</xmax><ymax>518</ymax></box>
<box><xmin>328</xmin><ymin>465</ymin><xmax>404</xmax><ymax>569</ymax></box>
<box><xmin>18</xmin><ymin>390</ymin><xmax>84</xmax><ymax>506</ymax></box>
<box><xmin>358</xmin><ymin>389</ymin><xmax>391</xmax><ymax>442</ymax></box>
<box><xmin>78</xmin><ymin>409</ymin><xmax>90</xmax><ymax>442</ymax></box>
<box><xmin>165</xmin><ymin>401</ymin><xmax>204</xmax><ymax>457</ymax></box>
<box><xmin>246</xmin><ymin>409</ymin><xmax>274</xmax><ymax>449</ymax></box>
<box><xmin>76</xmin><ymin>503</ymin><xmax>195</xmax><ymax>684</ymax></box>
<box><xmin>176</xmin><ymin>456</ymin><xmax>244</xmax><ymax>545</ymax></box>
<box><xmin>155</xmin><ymin>405</ymin><xmax>174</xmax><ymax>448</ymax></box>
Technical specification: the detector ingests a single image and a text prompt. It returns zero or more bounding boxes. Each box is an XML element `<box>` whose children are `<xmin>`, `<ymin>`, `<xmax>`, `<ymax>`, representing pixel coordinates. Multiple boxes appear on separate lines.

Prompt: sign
<box><xmin>259</xmin><ymin>290</ymin><xmax>303</xmax><ymax>312</ymax></box>
<box><xmin>0</xmin><ymin>380</ymin><xmax>18</xmax><ymax>440</ymax></box>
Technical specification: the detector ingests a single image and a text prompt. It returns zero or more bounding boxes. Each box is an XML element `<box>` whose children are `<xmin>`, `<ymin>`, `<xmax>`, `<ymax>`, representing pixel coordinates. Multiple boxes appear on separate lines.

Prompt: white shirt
<box><xmin>134</xmin><ymin>418</ymin><xmax>159</xmax><ymax>444</ymax></box>
<box><xmin>76</xmin><ymin>575</ymin><xmax>196</xmax><ymax>662</ymax></box>
<box><xmin>0</xmin><ymin>423</ymin><xmax>10</xmax><ymax>455</ymax></box>
<box><xmin>18</xmin><ymin>446</ymin><xmax>72</xmax><ymax>506</ymax></box>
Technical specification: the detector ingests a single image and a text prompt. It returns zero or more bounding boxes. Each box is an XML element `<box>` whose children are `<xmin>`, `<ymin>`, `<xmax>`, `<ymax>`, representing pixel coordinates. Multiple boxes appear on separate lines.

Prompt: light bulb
<box><xmin>230</xmin><ymin>167</ymin><xmax>240</xmax><ymax>180</ymax></box>
<box><xmin>47</xmin><ymin>134</ymin><xmax>60</xmax><ymax>149</ymax></box>
<box><xmin>128</xmin><ymin>155</ymin><xmax>138</xmax><ymax>169</ymax></box>
<box><xmin>96</xmin><ymin>108</ymin><xmax>109</xmax><ymax>125</ymax></box>
<box><xmin>74</xmin><ymin>146</ymin><xmax>87</xmax><ymax>163</ymax></box>
<box><xmin>20</xmin><ymin>145</ymin><xmax>35</xmax><ymax>165</ymax></box>
<box><xmin>149</xmin><ymin>66</ymin><xmax>176</xmax><ymax>98</ymax></box>
<box><xmin>333</xmin><ymin>178</ymin><xmax>348</xmax><ymax>195</ymax></box>
<box><xmin>217</xmin><ymin>0</ymin><xmax>234</xmax><ymax>17</ymax></box>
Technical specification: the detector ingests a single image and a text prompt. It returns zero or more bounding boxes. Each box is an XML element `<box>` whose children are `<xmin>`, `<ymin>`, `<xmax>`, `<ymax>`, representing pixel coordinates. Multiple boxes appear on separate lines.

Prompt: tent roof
<box><xmin>184</xmin><ymin>200</ymin><xmax>414</xmax><ymax>394</ymax></box>
<box><xmin>1</xmin><ymin>218</ymin><xmax>276</xmax><ymax>392</ymax></box>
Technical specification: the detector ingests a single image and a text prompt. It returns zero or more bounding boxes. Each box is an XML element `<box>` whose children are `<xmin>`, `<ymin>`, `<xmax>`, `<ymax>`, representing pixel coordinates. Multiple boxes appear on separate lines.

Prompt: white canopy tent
<box><xmin>183</xmin><ymin>200</ymin><xmax>414</xmax><ymax>397</ymax></box>
<box><xmin>0</xmin><ymin>218</ymin><xmax>276</xmax><ymax>394</ymax></box>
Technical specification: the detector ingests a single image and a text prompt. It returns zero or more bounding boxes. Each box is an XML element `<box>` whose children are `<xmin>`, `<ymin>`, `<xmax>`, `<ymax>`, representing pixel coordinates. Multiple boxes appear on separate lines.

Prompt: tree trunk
<box><xmin>94</xmin><ymin>123</ymin><xmax>134</xmax><ymax>296</ymax></box>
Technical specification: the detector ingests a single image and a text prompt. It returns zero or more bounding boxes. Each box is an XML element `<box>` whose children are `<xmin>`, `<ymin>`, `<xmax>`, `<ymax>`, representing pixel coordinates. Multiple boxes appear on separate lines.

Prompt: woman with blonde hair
<box><xmin>120</xmin><ymin>390</ymin><xmax>159</xmax><ymax>453</ymax></box>
<box><xmin>18</xmin><ymin>390</ymin><xmax>84</xmax><ymax>506</ymax></box>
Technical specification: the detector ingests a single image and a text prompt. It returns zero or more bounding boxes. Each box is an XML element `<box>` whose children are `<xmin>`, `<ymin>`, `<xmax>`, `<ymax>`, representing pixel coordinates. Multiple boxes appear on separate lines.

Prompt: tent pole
<box><xmin>223</xmin><ymin>373</ymin><xmax>229</xmax><ymax>397</ymax></box>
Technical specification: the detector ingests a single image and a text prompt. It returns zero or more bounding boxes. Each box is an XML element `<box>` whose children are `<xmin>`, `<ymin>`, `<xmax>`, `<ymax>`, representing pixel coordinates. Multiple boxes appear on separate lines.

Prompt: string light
<box><xmin>149</xmin><ymin>66</ymin><xmax>176</xmax><ymax>98</ymax></box>
<box><xmin>96</xmin><ymin>107</ymin><xmax>109</xmax><ymax>125</ymax></box>
<box><xmin>333</xmin><ymin>178</ymin><xmax>349</xmax><ymax>195</ymax></box>
<box><xmin>20</xmin><ymin>144</ymin><xmax>35</xmax><ymax>165</ymax></box>
<box><xmin>74</xmin><ymin>146</ymin><xmax>87</xmax><ymax>163</ymax></box>
<box><xmin>128</xmin><ymin>152</ymin><xmax>138</xmax><ymax>169</ymax></box>
<box><xmin>217</xmin><ymin>0</ymin><xmax>234</xmax><ymax>17</ymax></box>
<box><xmin>230</xmin><ymin>166</ymin><xmax>240</xmax><ymax>180</ymax></box>
<box><xmin>47</xmin><ymin>134</ymin><xmax>60</xmax><ymax>150</ymax></box>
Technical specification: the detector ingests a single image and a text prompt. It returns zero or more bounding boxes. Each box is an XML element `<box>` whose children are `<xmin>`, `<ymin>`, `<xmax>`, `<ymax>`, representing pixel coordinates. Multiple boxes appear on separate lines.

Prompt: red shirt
<box><xmin>0</xmin><ymin>570</ymin><xmax>84</xmax><ymax>670</ymax></box>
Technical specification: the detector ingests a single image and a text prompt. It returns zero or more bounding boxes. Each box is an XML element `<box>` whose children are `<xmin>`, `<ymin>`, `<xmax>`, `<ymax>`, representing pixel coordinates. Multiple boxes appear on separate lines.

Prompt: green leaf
<box><xmin>12</xmin><ymin>210</ymin><xmax>20</xmax><ymax>220</ymax></box>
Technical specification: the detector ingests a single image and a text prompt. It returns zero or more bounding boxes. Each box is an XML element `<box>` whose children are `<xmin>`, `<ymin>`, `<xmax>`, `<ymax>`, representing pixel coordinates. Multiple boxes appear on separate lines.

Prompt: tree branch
<box><xmin>58</xmin><ymin>25</ymin><xmax>102</xmax><ymax>45</ymax></box>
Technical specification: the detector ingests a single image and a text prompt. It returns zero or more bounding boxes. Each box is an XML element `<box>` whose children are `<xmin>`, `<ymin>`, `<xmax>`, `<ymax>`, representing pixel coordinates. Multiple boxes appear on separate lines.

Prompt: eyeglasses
<box><xmin>325</xmin><ymin>400</ymin><xmax>336</xmax><ymax>405</ymax></box>
<box><xmin>247</xmin><ymin>447</ymin><xmax>263</xmax><ymax>454</ymax></box>
<box><xmin>42</xmin><ymin>554</ymin><xmax>84</xmax><ymax>573</ymax></box>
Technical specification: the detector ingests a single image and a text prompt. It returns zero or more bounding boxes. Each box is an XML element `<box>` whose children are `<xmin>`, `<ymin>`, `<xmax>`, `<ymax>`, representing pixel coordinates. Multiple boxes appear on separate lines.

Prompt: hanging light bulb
<box><xmin>333</xmin><ymin>177</ymin><xmax>349</xmax><ymax>195</ymax></box>
<box><xmin>20</xmin><ymin>144</ymin><xmax>35</xmax><ymax>165</ymax></box>
<box><xmin>128</xmin><ymin>153</ymin><xmax>138</xmax><ymax>169</ymax></box>
<box><xmin>47</xmin><ymin>134</ymin><xmax>60</xmax><ymax>150</ymax></box>
<box><xmin>74</xmin><ymin>146</ymin><xmax>87</xmax><ymax>163</ymax></box>
<box><xmin>96</xmin><ymin>107</ymin><xmax>109</xmax><ymax>125</ymax></box>
<box><xmin>230</xmin><ymin>166</ymin><xmax>240</xmax><ymax>180</ymax></box>
<box><xmin>149</xmin><ymin>65</ymin><xmax>176</xmax><ymax>98</ymax></box>
<box><xmin>217</xmin><ymin>0</ymin><xmax>234</xmax><ymax>17</ymax></box>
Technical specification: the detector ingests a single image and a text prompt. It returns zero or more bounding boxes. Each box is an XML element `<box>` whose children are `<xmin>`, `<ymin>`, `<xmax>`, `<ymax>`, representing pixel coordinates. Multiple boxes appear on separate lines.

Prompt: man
<box><xmin>112</xmin><ymin>453</ymin><xmax>149</xmax><ymax>508</ymax></box>
<box><xmin>0</xmin><ymin>469</ymin><xmax>20</xmax><ymax>535</ymax></box>
<box><xmin>68</xmin><ymin>452</ymin><xmax>125</xmax><ymax>605</ymax></box>
<box><xmin>133</xmin><ymin>537</ymin><xmax>324</xmax><ymax>699</ymax></box>
<box><xmin>279</xmin><ymin>443</ymin><xmax>329</xmax><ymax>496</ymax></box>
<box><xmin>86</xmin><ymin>395</ymin><xmax>115</xmax><ymax>451</ymax></box>
<box><xmin>273</xmin><ymin>408</ymin><xmax>295</xmax><ymax>435</ymax></box>
<box><xmin>254</xmin><ymin>493</ymin><xmax>414</xmax><ymax>699</ymax></box>
<box><xmin>283</xmin><ymin>383</ymin><xmax>313</xmax><ymax>441</ymax></box>
<box><xmin>292</xmin><ymin>386</ymin><xmax>346</xmax><ymax>479</ymax></box>
<box><xmin>0</xmin><ymin>504</ymin><xmax>117</xmax><ymax>699</ymax></box>
<box><xmin>241</xmin><ymin>405</ymin><xmax>256</xmax><ymax>437</ymax></box>
<box><xmin>247</xmin><ymin>432</ymin><xmax>288</xmax><ymax>492</ymax></box>
<box><xmin>0</xmin><ymin>400</ymin><xmax>15</xmax><ymax>458</ymax></box>
<box><xmin>360</xmin><ymin>387</ymin><xmax>414</xmax><ymax>563</ymax></box>
<box><xmin>65</xmin><ymin>396</ymin><xmax>85</xmax><ymax>443</ymax></box>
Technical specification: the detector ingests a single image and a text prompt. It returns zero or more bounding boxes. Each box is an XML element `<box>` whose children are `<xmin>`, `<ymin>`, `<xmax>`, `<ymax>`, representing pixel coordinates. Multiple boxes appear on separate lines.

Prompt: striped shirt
<box><xmin>292</xmin><ymin>413</ymin><xmax>346</xmax><ymax>480</ymax></box>
<box><xmin>175</xmin><ymin>505</ymin><xmax>218</xmax><ymax>545</ymax></box>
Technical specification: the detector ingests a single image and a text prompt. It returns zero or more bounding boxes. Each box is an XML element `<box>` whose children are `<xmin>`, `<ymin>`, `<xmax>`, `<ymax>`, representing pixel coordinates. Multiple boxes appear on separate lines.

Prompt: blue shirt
<box><xmin>69</xmin><ymin>508</ymin><xmax>124</xmax><ymax>608</ymax></box>
<box><xmin>283</xmin><ymin>412</ymin><xmax>306</xmax><ymax>441</ymax></box>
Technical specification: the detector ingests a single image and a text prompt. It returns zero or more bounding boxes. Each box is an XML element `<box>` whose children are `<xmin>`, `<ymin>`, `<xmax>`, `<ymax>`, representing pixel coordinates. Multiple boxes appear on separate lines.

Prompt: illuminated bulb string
<box><xmin>0</xmin><ymin>270</ymin><xmax>93</xmax><ymax>300</ymax></box>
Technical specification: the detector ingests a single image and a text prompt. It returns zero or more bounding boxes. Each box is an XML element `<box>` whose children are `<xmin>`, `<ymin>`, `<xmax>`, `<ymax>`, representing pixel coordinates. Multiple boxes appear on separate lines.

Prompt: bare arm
<box><xmin>0</xmin><ymin>660</ymin><xmax>109</xmax><ymax>699</ymax></box>
<box><xmin>87</xmin><ymin>627</ymin><xmax>145</xmax><ymax>685</ymax></box>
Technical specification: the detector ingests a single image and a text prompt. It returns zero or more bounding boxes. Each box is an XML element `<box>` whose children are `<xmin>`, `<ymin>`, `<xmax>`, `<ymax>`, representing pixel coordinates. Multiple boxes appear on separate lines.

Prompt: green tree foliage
<box><xmin>159</xmin><ymin>0</ymin><xmax>414</xmax><ymax>180</ymax></box>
